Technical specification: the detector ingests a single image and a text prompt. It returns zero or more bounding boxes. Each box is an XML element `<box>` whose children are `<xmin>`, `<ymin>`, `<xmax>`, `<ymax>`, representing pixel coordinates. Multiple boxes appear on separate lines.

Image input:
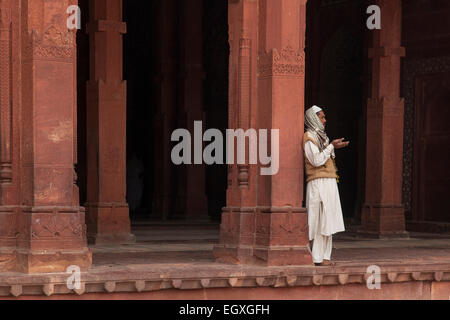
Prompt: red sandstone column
<box><xmin>15</xmin><ymin>0</ymin><xmax>91</xmax><ymax>273</ymax></box>
<box><xmin>85</xmin><ymin>0</ymin><xmax>134</xmax><ymax>244</ymax></box>
<box><xmin>0</xmin><ymin>0</ymin><xmax>19</xmax><ymax>271</ymax></box>
<box><xmin>213</xmin><ymin>0</ymin><xmax>313</xmax><ymax>266</ymax></box>
<box><xmin>213</xmin><ymin>0</ymin><xmax>259</xmax><ymax>264</ymax></box>
<box><xmin>176</xmin><ymin>0</ymin><xmax>209</xmax><ymax>220</ymax></box>
<box><xmin>359</xmin><ymin>0</ymin><xmax>408</xmax><ymax>238</ymax></box>
<box><xmin>254</xmin><ymin>0</ymin><xmax>312</xmax><ymax>265</ymax></box>
<box><xmin>0</xmin><ymin>0</ymin><xmax>12</xmax><ymax>203</ymax></box>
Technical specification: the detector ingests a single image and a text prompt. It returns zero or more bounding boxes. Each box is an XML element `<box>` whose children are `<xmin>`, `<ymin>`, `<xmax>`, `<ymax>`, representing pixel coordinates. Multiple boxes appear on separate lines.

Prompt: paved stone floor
<box><xmin>91</xmin><ymin>222</ymin><xmax>450</xmax><ymax>268</ymax></box>
<box><xmin>1</xmin><ymin>221</ymin><xmax>450</xmax><ymax>298</ymax></box>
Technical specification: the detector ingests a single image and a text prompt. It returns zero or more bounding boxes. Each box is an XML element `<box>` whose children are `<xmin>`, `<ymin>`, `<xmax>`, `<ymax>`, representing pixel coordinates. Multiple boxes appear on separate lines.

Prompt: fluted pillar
<box><xmin>0</xmin><ymin>0</ymin><xmax>12</xmax><ymax>202</ymax></box>
<box><xmin>0</xmin><ymin>0</ymin><xmax>18</xmax><ymax>271</ymax></box>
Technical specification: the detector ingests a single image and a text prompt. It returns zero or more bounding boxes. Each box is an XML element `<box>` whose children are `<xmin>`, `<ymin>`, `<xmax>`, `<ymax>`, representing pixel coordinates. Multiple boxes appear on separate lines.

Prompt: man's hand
<box><xmin>331</xmin><ymin>138</ymin><xmax>350</xmax><ymax>149</ymax></box>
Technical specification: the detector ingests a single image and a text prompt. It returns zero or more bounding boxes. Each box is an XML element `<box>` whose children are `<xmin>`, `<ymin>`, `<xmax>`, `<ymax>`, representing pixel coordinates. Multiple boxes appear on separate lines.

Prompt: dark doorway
<box><xmin>123</xmin><ymin>0</ymin><xmax>229</xmax><ymax>221</ymax></box>
<box><xmin>413</xmin><ymin>72</ymin><xmax>450</xmax><ymax>223</ymax></box>
<box><xmin>305</xmin><ymin>0</ymin><xmax>368</xmax><ymax>223</ymax></box>
<box><xmin>318</xmin><ymin>26</ymin><xmax>365</xmax><ymax>221</ymax></box>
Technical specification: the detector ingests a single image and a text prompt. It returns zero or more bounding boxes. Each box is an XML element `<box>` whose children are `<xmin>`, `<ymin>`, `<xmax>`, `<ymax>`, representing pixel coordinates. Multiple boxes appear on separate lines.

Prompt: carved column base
<box><xmin>0</xmin><ymin>206</ymin><xmax>18</xmax><ymax>248</ymax></box>
<box><xmin>253</xmin><ymin>246</ymin><xmax>313</xmax><ymax>266</ymax></box>
<box><xmin>254</xmin><ymin>209</ymin><xmax>313</xmax><ymax>266</ymax></box>
<box><xmin>86</xmin><ymin>202</ymin><xmax>135</xmax><ymax>245</ymax></box>
<box><xmin>213</xmin><ymin>207</ymin><xmax>314</xmax><ymax>266</ymax></box>
<box><xmin>0</xmin><ymin>250</ymin><xmax>16</xmax><ymax>272</ymax></box>
<box><xmin>213</xmin><ymin>209</ymin><xmax>255</xmax><ymax>264</ymax></box>
<box><xmin>0</xmin><ymin>206</ymin><xmax>19</xmax><ymax>272</ymax></box>
<box><xmin>213</xmin><ymin>245</ymin><xmax>255</xmax><ymax>265</ymax></box>
<box><xmin>14</xmin><ymin>206</ymin><xmax>92</xmax><ymax>273</ymax></box>
<box><xmin>15</xmin><ymin>249</ymin><xmax>92</xmax><ymax>274</ymax></box>
<box><xmin>358</xmin><ymin>204</ymin><xmax>409</xmax><ymax>239</ymax></box>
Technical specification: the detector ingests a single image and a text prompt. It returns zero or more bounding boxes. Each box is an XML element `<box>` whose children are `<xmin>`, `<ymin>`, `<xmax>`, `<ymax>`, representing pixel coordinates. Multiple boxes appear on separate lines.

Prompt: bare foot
<box><xmin>315</xmin><ymin>260</ymin><xmax>335</xmax><ymax>266</ymax></box>
<box><xmin>320</xmin><ymin>259</ymin><xmax>335</xmax><ymax>266</ymax></box>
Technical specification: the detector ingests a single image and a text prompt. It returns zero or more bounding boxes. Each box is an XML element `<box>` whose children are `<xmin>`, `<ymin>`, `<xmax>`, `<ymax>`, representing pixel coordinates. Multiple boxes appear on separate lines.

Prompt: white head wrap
<box><xmin>305</xmin><ymin>105</ymin><xmax>335</xmax><ymax>157</ymax></box>
<box><xmin>311</xmin><ymin>105</ymin><xmax>323</xmax><ymax>114</ymax></box>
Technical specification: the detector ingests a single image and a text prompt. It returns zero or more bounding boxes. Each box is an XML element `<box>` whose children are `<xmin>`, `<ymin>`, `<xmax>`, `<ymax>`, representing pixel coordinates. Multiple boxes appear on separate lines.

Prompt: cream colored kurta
<box><xmin>304</xmin><ymin>132</ymin><xmax>345</xmax><ymax>241</ymax></box>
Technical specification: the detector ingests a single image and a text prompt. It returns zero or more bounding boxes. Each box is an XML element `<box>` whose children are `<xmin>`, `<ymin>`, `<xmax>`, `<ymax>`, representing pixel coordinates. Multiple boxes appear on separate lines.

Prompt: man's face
<box><xmin>317</xmin><ymin>111</ymin><xmax>326</xmax><ymax>126</ymax></box>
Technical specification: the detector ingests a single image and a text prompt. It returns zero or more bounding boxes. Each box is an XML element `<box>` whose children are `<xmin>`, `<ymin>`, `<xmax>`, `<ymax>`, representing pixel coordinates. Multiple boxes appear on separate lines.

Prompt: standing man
<box><xmin>303</xmin><ymin>105</ymin><xmax>349</xmax><ymax>266</ymax></box>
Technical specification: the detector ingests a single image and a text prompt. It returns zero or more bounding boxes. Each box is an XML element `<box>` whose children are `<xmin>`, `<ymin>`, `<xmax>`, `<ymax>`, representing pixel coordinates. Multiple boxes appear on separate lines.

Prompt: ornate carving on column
<box><xmin>31</xmin><ymin>26</ymin><xmax>75</xmax><ymax>61</ymax></box>
<box><xmin>258</xmin><ymin>46</ymin><xmax>305</xmax><ymax>78</ymax></box>
<box><xmin>359</xmin><ymin>0</ymin><xmax>408</xmax><ymax>238</ymax></box>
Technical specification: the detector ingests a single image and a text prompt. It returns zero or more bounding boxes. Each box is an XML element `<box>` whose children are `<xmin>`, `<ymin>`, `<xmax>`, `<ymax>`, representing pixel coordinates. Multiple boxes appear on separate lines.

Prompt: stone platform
<box><xmin>0</xmin><ymin>223</ymin><xmax>449</xmax><ymax>299</ymax></box>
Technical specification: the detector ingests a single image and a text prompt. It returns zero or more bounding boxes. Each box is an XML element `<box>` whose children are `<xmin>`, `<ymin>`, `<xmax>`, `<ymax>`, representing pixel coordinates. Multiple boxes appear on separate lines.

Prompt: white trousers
<box><xmin>311</xmin><ymin>232</ymin><xmax>332</xmax><ymax>264</ymax></box>
<box><xmin>310</xmin><ymin>203</ymin><xmax>333</xmax><ymax>263</ymax></box>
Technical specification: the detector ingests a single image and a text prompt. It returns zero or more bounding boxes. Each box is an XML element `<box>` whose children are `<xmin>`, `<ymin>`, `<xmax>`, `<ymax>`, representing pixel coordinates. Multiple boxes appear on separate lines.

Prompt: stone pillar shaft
<box><xmin>254</xmin><ymin>0</ymin><xmax>311</xmax><ymax>265</ymax></box>
<box><xmin>0</xmin><ymin>0</ymin><xmax>12</xmax><ymax>196</ymax></box>
<box><xmin>0</xmin><ymin>0</ymin><xmax>19</xmax><ymax>265</ymax></box>
<box><xmin>14</xmin><ymin>0</ymin><xmax>91</xmax><ymax>273</ymax></box>
<box><xmin>213</xmin><ymin>0</ymin><xmax>259</xmax><ymax>264</ymax></box>
<box><xmin>360</xmin><ymin>0</ymin><xmax>408</xmax><ymax>237</ymax></box>
<box><xmin>214</xmin><ymin>0</ymin><xmax>313</xmax><ymax>266</ymax></box>
<box><xmin>86</xmin><ymin>0</ymin><xmax>134</xmax><ymax>244</ymax></box>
